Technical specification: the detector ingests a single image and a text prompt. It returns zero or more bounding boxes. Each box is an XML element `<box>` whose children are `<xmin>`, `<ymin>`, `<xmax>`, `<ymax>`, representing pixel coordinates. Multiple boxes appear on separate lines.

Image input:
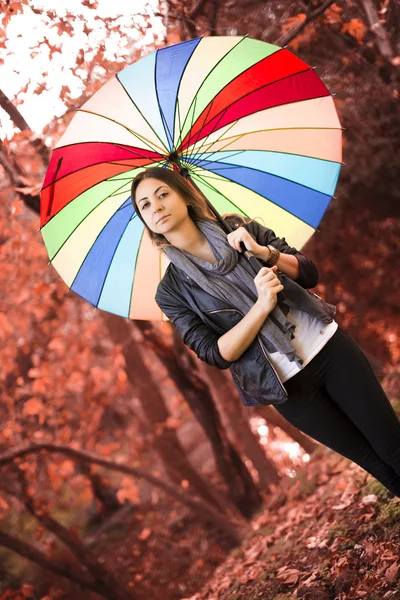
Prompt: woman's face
<box><xmin>135</xmin><ymin>177</ymin><xmax>190</xmax><ymax>234</ymax></box>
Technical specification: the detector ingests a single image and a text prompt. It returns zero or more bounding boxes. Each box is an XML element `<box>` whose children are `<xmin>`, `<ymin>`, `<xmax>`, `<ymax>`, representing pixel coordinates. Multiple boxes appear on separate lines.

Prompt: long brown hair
<box><xmin>130</xmin><ymin>166</ymin><xmax>258</xmax><ymax>251</ymax></box>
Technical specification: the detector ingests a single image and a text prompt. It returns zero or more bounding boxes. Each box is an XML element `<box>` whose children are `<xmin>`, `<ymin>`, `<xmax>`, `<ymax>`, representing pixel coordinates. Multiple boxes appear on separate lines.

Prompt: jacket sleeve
<box><xmin>246</xmin><ymin>219</ymin><xmax>319</xmax><ymax>289</ymax></box>
<box><xmin>155</xmin><ymin>285</ymin><xmax>234</xmax><ymax>370</ymax></box>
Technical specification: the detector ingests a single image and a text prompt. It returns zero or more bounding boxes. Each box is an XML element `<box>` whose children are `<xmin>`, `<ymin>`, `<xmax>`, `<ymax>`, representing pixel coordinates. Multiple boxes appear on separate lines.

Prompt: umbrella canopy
<box><xmin>40</xmin><ymin>35</ymin><xmax>342</xmax><ymax>322</ymax></box>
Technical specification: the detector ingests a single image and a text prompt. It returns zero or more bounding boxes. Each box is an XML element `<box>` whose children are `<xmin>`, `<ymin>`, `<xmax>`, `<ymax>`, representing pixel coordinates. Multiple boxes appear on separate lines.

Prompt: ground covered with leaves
<box><xmin>179</xmin><ymin>454</ymin><xmax>400</xmax><ymax>600</ymax></box>
<box><xmin>2</xmin><ymin>404</ymin><xmax>400</xmax><ymax>600</ymax></box>
<box><xmin>84</xmin><ymin>448</ymin><xmax>400</xmax><ymax>600</ymax></box>
<box><xmin>34</xmin><ymin>444</ymin><xmax>399</xmax><ymax>600</ymax></box>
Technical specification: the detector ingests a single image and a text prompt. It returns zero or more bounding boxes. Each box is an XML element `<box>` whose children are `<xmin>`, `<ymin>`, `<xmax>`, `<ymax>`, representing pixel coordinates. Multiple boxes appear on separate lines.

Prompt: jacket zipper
<box><xmin>235</xmin><ymin>371</ymin><xmax>244</xmax><ymax>388</ymax></box>
<box><xmin>204</xmin><ymin>307</ymin><xmax>288</xmax><ymax>397</ymax></box>
<box><xmin>257</xmin><ymin>334</ymin><xmax>288</xmax><ymax>396</ymax></box>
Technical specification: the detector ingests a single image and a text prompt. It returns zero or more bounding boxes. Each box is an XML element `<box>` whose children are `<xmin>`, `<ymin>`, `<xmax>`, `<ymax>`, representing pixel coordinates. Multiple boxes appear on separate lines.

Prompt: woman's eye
<box><xmin>141</xmin><ymin>192</ymin><xmax>167</xmax><ymax>209</ymax></box>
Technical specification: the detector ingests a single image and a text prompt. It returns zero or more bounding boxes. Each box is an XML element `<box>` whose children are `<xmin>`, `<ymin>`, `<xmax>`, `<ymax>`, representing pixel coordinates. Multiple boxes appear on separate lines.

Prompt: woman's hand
<box><xmin>226</xmin><ymin>226</ymin><xmax>263</xmax><ymax>256</ymax></box>
<box><xmin>254</xmin><ymin>265</ymin><xmax>284</xmax><ymax>313</ymax></box>
<box><xmin>227</xmin><ymin>225</ymin><xmax>283</xmax><ymax>313</ymax></box>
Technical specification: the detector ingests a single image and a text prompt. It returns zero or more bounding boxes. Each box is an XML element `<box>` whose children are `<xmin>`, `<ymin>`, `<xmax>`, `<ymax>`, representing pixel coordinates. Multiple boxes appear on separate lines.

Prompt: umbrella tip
<box><xmin>47</xmin><ymin>261</ymin><xmax>51</xmax><ymax>266</ymax></box>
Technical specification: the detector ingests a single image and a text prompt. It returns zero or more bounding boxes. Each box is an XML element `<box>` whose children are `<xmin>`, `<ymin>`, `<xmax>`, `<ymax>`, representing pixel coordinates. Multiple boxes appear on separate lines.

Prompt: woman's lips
<box><xmin>157</xmin><ymin>215</ymin><xmax>170</xmax><ymax>224</ymax></box>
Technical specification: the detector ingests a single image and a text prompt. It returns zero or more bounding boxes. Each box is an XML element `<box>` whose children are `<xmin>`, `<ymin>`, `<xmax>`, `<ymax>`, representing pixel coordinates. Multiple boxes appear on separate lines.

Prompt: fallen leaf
<box><xmin>22</xmin><ymin>397</ymin><xmax>44</xmax><ymax>415</ymax></box>
<box><xmin>385</xmin><ymin>562</ymin><xmax>399</xmax><ymax>582</ymax></box>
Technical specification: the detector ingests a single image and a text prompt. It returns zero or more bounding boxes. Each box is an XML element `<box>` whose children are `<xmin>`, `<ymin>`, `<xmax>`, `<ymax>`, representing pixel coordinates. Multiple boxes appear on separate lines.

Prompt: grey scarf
<box><xmin>163</xmin><ymin>218</ymin><xmax>305</xmax><ymax>368</ymax></box>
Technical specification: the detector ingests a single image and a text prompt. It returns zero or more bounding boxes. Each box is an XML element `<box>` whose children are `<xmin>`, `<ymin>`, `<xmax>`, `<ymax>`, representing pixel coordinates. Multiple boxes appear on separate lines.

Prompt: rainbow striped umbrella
<box><xmin>39</xmin><ymin>35</ymin><xmax>342</xmax><ymax>322</ymax></box>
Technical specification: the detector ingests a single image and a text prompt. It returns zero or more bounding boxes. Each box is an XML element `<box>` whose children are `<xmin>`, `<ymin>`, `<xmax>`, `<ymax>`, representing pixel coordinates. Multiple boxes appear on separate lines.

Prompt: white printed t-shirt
<box><xmin>265</xmin><ymin>307</ymin><xmax>339</xmax><ymax>383</ymax></box>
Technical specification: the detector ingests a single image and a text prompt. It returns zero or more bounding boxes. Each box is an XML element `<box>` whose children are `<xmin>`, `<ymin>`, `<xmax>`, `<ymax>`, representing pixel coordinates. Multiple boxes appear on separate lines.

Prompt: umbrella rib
<box><xmin>184</xmin><ymin>116</ymin><xmax>242</xmax><ymax>169</ymax></box>
<box><xmin>115</xmin><ymin>73</ymin><xmax>173</xmax><ymax>154</ymax></box>
<box><xmin>184</xmin><ymin>107</ymin><xmax>239</xmax><ymax>166</ymax></box>
<box><xmin>47</xmin><ymin>178</ymin><xmax>133</xmax><ymax>259</ymax></box>
<box><xmin>127</xmin><ymin>223</ymin><xmax>145</xmax><ymax>319</ymax></box>
<box><xmin>180</xmin><ymin>40</ymin><xmax>256</xmax><ymax>166</ymax></box>
<box><xmin>190</xmin><ymin>169</ymin><xmax>250</xmax><ymax>218</ymax></box>
<box><xmin>187</xmin><ymin>63</ymin><xmax>314</xmax><ymax>154</ymax></box>
<box><xmin>182</xmin><ymin>82</ymin><xmax>336</xmax><ymax>167</ymax></box>
<box><xmin>192</xmin><ymin>166</ymin><xmax>327</xmax><ymax>229</ymax></box>
<box><xmin>106</xmin><ymin>161</ymin><xmax>157</xmax><ymax>169</ymax></box>
<box><xmin>200</xmin><ymin>125</ymin><xmax>343</xmax><ymax>140</ymax></box>
<box><xmin>179</xmin><ymin>94</ymin><xmax>199</xmax><ymax>166</ymax></box>
<box><xmin>41</xmin><ymin>141</ymin><xmax>162</xmax><ymax>194</ymax></box>
<box><xmin>184</xmin><ymin>93</ymin><xmax>338</xmax><ymax>165</ymax></box>
<box><xmin>108</xmin><ymin>187</ymin><xmax>135</xmax><ymax>197</ymax></box>
<box><xmin>176</xmin><ymin>99</ymin><xmax>201</xmax><ymax>167</ymax></box>
<box><xmin>156</xmin><ymin>92</ymin><xmax>175</xmax><ymax>154</ymax></box>
<box><xmin>187</xmin><ymin>125</ymin><xmax>343</xmax><ymax>167</ymax></box>
<box><xmin>187</xmin><ymin>144</ymin><xmax>248</xmax><ymax>167</ymax></box>
<box><xmin>194</xmin><ymin>149</ymin><xmax>247</xmax><ymax>165</ymax></box>
<box><xmin>180</xmin><ymin>54</ymin><xmax>312</xmax><ymax>164</ymax></box>
<box><xmin>90</xmin><ymin>209</ymin><xmax>136</xmax><ymax>313</ymax></box>
<box><xmin>184</xmin><ymin>98</ymin><xmax>228</xmax><ymax>166</ymax></box>
<box><xmin>183</xmin><ymin>93</ymin><xmax>219</xmax><ymax>162</ymax></box>
<box><xmin>199</xmin><ymin>144</ymin><xmax>341</xmax><ymax>167</ymax></box>
<box><xmin>111</xmin><ymin>143</ymin><xmax>163</xmax><ymax>162</ymax></box>
<box><xmin>41</xmin><ymin>158</ymin><xmax>160</xmax><ymax>196</ymax></box>
<box><xmin>78</xmin><ymin>109</ymin><xmax>167</xmax><ymax>155</ymax></box>
<box><xmin>184</xmin><ymin>94</ymin><xmax>247</xmax><ymax>169</ymax></box>
<box><xmin>177</xmin><ymin>35</ymin><xmax>249</xmax><ymax>151</ymax></box>
<box><xmin>175</xmin><ymin>98</ymin><xmax>185</xmax><ymax>155</ymax></box>
<box><xmin>194</xmin><ymin>157</ymin><xmax>335</xmax><ymax>196</ymax></box>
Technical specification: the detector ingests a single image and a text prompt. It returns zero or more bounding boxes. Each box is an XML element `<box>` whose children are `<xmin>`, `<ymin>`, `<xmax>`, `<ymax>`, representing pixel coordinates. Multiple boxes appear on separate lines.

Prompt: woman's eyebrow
<box><xmin>138</xmin><ymin>185</ymin><xmax>167</xmax><ymax>204</ymax></box>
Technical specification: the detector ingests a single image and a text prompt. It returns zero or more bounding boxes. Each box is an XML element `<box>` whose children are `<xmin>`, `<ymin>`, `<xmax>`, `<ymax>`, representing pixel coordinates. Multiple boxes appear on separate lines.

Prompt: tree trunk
<box><xmin>137</xmin><ymin>318</ymin><xmax>265</xmax><ymax>519</ymax></box>
<box><xmin>199</xmin><ymin>364</ymin><xmax>282</xmax><ymax>492</ymax></box>
<box><xmin>103</xmin><ymin>312</ymin><xmax>238</xmax><ymax>518</ymax></box>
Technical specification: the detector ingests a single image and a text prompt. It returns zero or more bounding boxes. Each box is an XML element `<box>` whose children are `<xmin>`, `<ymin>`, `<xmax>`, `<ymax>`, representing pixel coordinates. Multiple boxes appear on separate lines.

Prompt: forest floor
<box><xmin>10</xmin><ymin>391</ymin><xmax>400</xmax><ymax>600</ymax></box>
<box><xmin>7</xmin><ymin>440</ymin><xmax>400</xmax><ymax>600</ymax></box>
<box><xmin>67</xmin><ymin>425</ymin><xmax>400</xmax><ymax>600</ymax></box>
<box><xmin>73</xmin><ymin>439</ymin><xmax>400</xmax><ymax>600</ymax></box>
<box><xmin>10</xmin><ymin>437</ymin><xmax>400</xmax><ymax>600</ymax></box>
<box><xmin>178</xmin><ymin>450</ymin><xmax>400</xmax><ymax>600</ymax></box>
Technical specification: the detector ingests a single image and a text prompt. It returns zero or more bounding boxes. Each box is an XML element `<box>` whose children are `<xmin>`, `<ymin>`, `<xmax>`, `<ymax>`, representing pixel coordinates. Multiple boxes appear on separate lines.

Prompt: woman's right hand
<box><xmin>254</xmin><ymin>265</ymin><xmax>284</xmax><ymax>313</ymax></box>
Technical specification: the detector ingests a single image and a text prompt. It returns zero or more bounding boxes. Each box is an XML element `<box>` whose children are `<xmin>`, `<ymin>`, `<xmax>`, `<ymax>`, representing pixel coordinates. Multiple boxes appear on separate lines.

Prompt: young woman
<box><xmin>130</xmin><ymin>166</ymin><xmax>400</xmax><ymax>498</ymax></box>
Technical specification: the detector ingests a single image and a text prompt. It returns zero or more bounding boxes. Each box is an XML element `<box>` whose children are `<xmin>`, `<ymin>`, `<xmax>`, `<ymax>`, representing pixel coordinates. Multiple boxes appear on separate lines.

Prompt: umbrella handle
<box><xmin>238</xmin><ymin>241</ymin><xmax>267</xmax><ymax>275</ymax></box>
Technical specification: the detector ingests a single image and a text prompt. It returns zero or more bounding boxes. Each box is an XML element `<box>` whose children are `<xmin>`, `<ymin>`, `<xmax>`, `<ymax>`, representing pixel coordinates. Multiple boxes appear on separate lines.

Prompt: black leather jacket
<box><xmin>155</xmin><ymin>216</ymin><xmax>337</xmax><ymax>407</ymax></box>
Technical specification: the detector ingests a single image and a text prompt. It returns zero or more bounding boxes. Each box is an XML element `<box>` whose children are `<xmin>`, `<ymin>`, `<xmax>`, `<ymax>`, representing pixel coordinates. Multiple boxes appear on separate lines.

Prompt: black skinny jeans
<box><xmin>274</xmin><ymin>326</ymin><xmax>400</xmax><ymax>498</ymax></box>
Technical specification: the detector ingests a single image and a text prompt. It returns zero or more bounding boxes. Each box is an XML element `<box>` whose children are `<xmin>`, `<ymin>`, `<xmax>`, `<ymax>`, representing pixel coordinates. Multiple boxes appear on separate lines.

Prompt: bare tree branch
<box><xmin>276</xmin><ymin>0</ymin><xmax>336</xmax><ymax>47</ymax></box>
<box><xmin>208</xmin><ymin>0</ymin><xmax>219</xmax><ymax>36</ymax></box>
<box><xmin>0</xmin><ymin>89</ymin><xmax>31</xmax><ymax>131</ymax></box>
<box><xmin>190</xmin><ymin>0</ymin><xmax>208</xmax><ymax>20</ymax></box>
<box><xmin>0</xmin><ymin>442</ymin><xmax>245</xmax><ymax>543</ymax></box>
<box><xmin>0</xmin><ymin>529</ymin><xmax>111</xmax><ymax>598</ymax></box>
<box><xmin>360</xmin><ymin>0</ymin><xmax>395</xmax><ymax>62</ymax></box>
<box><xmin>15</xmin><ymin>466</ymin><xmax>132</xmax><ymax>600</ymax></box>
<box><xmin>0</xmin><ymin>89</ymin><xmax>50</xmax><ymax>163</ymax></box>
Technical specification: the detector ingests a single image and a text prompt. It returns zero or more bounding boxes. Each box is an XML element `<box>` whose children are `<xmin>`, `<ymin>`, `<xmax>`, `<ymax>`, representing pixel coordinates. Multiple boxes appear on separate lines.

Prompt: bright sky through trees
<box><xmin>0</xmin><ymin>0</ymin><xmax>164</xmax><ymax>139</ymax></box>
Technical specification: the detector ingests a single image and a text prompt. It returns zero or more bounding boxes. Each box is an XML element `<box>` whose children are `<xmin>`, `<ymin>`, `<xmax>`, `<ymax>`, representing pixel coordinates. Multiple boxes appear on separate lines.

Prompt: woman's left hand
<box><xmin>226</xmin><ymin>226</ymin><xmax>263</xmax><ymax>255</ymax></box>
